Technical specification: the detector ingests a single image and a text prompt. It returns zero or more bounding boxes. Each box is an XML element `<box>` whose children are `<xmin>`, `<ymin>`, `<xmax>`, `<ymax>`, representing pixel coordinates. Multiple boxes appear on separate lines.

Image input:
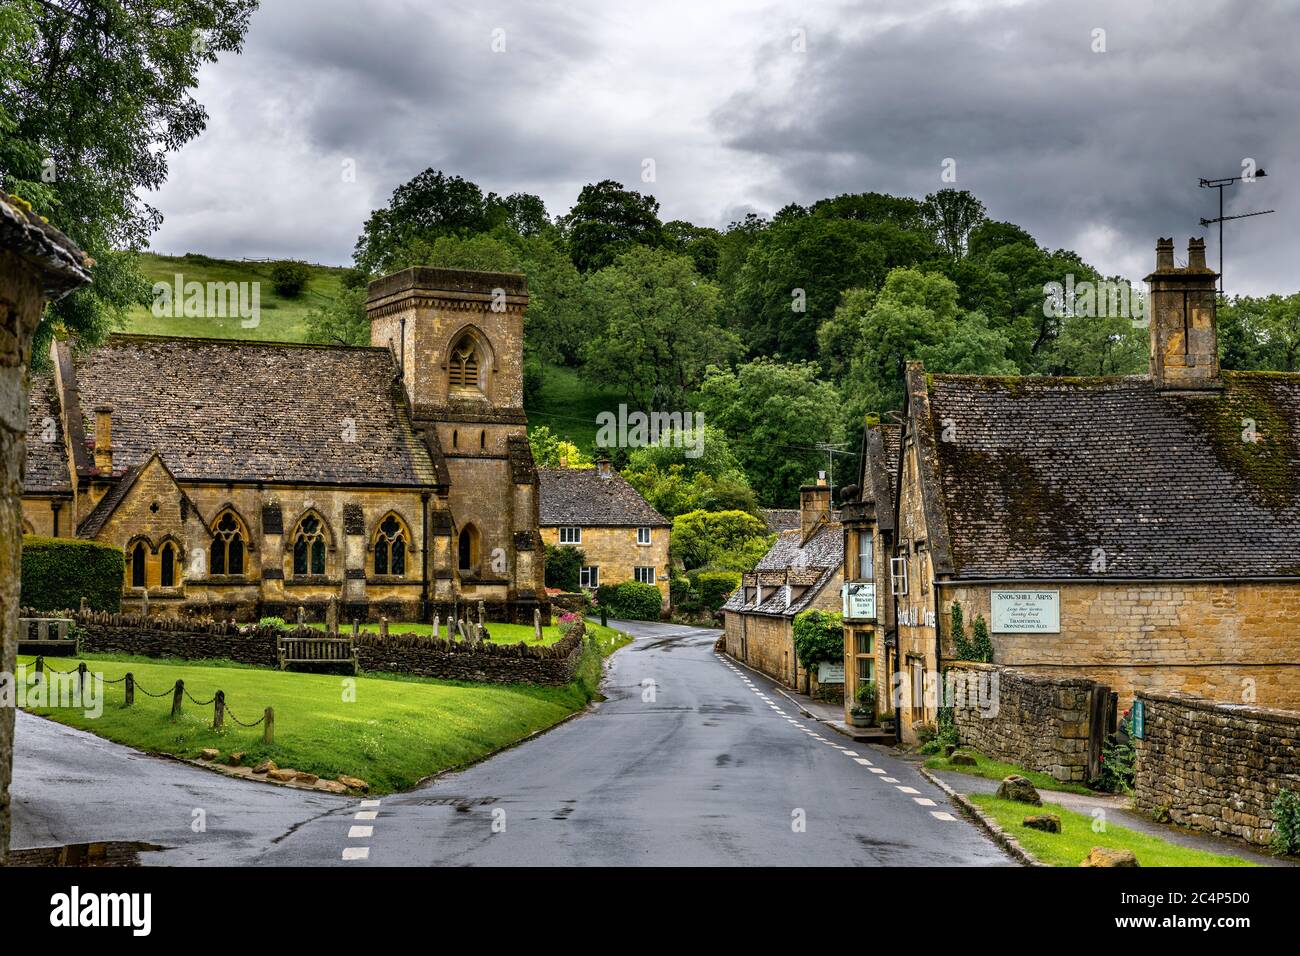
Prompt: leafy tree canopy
<box><xmin>559</xmin><ymin>179</ymin><xmax>662</xmax><ymax>273</ymax></box>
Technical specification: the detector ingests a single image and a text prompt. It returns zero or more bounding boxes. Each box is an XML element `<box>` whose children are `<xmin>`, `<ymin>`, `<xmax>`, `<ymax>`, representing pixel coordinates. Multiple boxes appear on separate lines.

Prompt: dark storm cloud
<box><xmin>712</xmin><ymin>0</ymin><xmax>1300</xmax><ymax>291</ymax></box>
<box><xmin>150</xmin><ymin>0</ymin><xmax>1298</xmax><ymax>293</ymax></box>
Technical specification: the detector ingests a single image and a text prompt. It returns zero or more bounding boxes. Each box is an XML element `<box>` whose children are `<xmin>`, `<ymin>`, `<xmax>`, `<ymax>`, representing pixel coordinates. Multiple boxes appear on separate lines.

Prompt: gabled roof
<box><xmin>75</xmin><ymin>451</ymin><xmax>204</xmax><ymax>539</ymax></box>
<box><xmin>761</xmin><ymin>508</ymin><xmax>800</xmax><ymax>533</ymax></box>
<box><xmin>57</xmin><ymin>335</ymin><xmax>438</xmax><ymax>487</ymax></box>
<box><xmin>913</xmin><ymin>366</ymin><xmax>1300</xmax><ymax>580</ymax></box>
<box><xmin>722</xmin><ymin>521</ymin><xmax>844</xmax><ymax>618</ymax></box>
<box><xmin>537</xmin><ymin>468</ymin><xmax>670</xmax><ymax>527</ymax></box>
<box><xmin>858</xmin><ymin>422</ymin><xmax>901</xmax><ymax>532</ymax></box>
<box><xmin>24</xmin><ymin>373</ymin><xmax>70</xmax><ymax>494</ymax></box>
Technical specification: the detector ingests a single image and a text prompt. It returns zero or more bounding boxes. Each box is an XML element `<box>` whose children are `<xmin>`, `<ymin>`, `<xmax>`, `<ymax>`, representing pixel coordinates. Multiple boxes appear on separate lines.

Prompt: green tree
<box><xmin>1</xmin><ymin>0</ymin><xmax>258</xmax><ymax>362</ymax></box>
<box><xmin>622</xmin><ymin>464</ymin><xmax>760</xmax><ymax>520</ymax></box>
<box><xmin>581</xmin><ymin>246</ymin><xmax>738</xmax><ymax>407</ymax></box>
<box><xmin>559</xmin><ymin>179</ymin><xmax>663</xmax><ymax>272</ymax></box>
<box><xmin>670</xmin><ymin>509</ymin><xmax>772</xmax><ymax>572</ymax></box>
<box><xmin>921</xmin><ymin>189</ymin><xmax>987</xmax><ymax>259</ymax></box>
<box><xmin>1218</xmin><ymin>293</ymin><xmax>1300</xmax><ymax>372</ymax></box>
<box><xmin>353</xmin><ymin>169</ymin><xmax>499</xmax><ymax>275</ymax></box>
<box><xmin>698</xmin><ymin>358</ymin><xmax>844</xmax><ymax>506</ymax></box>
<box><xmin>528</xmin><ymin>425</ymin><xmax>591</xmax><ymax>468</ymax></box>
<box><xmin>543</xmin><ymin>544</ymin><xmax>585</xmax><ymax>591</ymax></box>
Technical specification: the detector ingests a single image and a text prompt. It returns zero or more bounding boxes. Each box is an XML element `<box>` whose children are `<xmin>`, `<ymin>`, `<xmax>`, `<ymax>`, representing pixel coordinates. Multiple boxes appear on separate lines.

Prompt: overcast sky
<box><xmin>146</xmin><ymin>0</ymin><xmax>1298</xmax><ymax>295</ymax></box>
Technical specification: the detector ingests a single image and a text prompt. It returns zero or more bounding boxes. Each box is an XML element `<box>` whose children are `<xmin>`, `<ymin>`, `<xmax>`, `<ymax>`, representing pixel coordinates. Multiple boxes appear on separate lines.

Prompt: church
<box><xmin>21</xmin><ymin>266</ymin><xmax>548</xmax><ymax>624</ymax></box>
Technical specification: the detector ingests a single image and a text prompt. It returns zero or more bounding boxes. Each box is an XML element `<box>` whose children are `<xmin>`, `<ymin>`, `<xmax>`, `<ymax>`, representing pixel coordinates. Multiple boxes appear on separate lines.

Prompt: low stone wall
<box><xmin>1133</xmin><ymin>690</ymin><xmax>1300</xmax><ymax>847</ymax></box>
<box><xmin>21</xmin><ymin>608</ymin><xmax>585</xmax><ymax>686</ymax></box>
<box><xmin>947</xmin><ymin>662</ymin><xmax>1105</xmax><ymax>783</ymax></box>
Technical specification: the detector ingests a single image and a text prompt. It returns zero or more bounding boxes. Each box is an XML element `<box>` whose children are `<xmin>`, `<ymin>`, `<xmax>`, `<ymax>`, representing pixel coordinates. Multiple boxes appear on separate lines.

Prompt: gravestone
<box><xmin>326</xmin><ymin>597</ymin><xmax>339</xmax><ymax>635</ymax></box>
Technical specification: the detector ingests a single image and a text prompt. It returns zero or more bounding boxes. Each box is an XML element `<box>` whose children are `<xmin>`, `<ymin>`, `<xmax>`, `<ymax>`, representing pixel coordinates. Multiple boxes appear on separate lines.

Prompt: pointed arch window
<box><xmin>373</xmin><ymin>514</ymin><xmax>409</xmax><ymax>576</ymax></box>
<box><xmin>210</xmin><ymin>511</ymin><xmax>246</xmax><ymax>576</ymax></box>
<box><xmin>448</xmin><ymin>333</ymin><xmax>483</xmax><ymax>394</ymax></box>
<box><xmin>293</xmin><ymin>513</ymin><xmax>328</xmax><ymax>577</ymax></box>
<box><xmin>458</xmin><ymin>523</ymin><xmax>480</xmax><ymax>575</ymax></box>
<box><xmin>130</xmin><ymin>541</ymin><xmax>147</xmax><ymax>588</ymax></box>
<box><xmin>160</xmin><ymin>542</ymin><xmax>177</xmax><ymax>587</ymax></box>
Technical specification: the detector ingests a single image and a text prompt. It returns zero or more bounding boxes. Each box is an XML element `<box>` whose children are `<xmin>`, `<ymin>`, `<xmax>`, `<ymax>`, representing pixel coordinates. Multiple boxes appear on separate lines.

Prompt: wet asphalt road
<box><xmin>12</xmin><ymin>620</ymin><xmax>1011</xmax><ymax>866</ymax></box>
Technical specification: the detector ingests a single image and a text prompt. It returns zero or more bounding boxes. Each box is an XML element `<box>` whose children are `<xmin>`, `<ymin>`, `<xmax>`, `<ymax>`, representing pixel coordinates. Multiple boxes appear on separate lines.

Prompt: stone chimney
<box><xmin>596</xmin><ymin>458</ymin><xmax>613</xmax><ymax>478</ymax></box>
<box><xmin>799</xmin><ymin>472</ymin><xmax>832</xmax><ymax>540</ymax></box>
<box><xmin>93</xmin><ymin>404</ymin><xmax>113</xmax><ymax>472</ymax></box>
<box><xmin>1145</xmin><ymin>237</ymin><xmax>1220</xmax><ymax>391</ymax></box>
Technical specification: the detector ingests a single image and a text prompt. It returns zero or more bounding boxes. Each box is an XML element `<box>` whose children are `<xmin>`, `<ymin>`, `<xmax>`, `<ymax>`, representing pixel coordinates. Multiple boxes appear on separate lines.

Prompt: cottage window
<box><xmin>890</xmin><ymin>556</ymin><xmax>908</xmax><ymax>596</ymax></box>
<box><xmin>292</xmin><ymin>514</ymin><xmax>328</xmax><ymax>576</ymax></box>
<box><xmin>160</xmin><ymin>542</ymin><xmax>177</xmax><ymax>587</ymax></box>
<box><xmin>637</xmin><ymin>526</ymin><xmax>652</xmax><ymax>546</ymax></box>
<box><xmin>857</xmin><ymin>532</ymin><xmax>873</xmax><ymax>581</ymax></box>
<box><xmin>373</xmin><ymin>513</ymin><xmax>408</xmax><ymax>576</ymax></box>
<box><xmin>448</xmin><ymin>334</ymin><xmax>482</xmax><ymax>393</ymax></box>
<box><xmin>634</xmin><ymin>566</ymin><xmax>656</xmax><ymax>585</ymax></box>
<box><xmin>210</xmin><ymin>511</ymin><xmax>245</xmax><ymax>576</ymax></box>
<box><xmin>130</xmin><ymin>541</ymin><xmax>147</xmax><ymax>588</ymax></box>
<box><xmin>580</xmin><ymin>565</ymin><xmax>599</xmax><ymax>589</ymax></box>
<box><xmin>559</xmin><ymin>526</ymin><xmax>581</xmax><ymax>545</ymax></box>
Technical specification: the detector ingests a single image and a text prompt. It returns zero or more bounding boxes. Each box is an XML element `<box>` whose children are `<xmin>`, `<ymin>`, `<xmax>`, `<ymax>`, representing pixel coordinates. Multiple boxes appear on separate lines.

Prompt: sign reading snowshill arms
<box><xmin>841</xmin><ymin>583</ymin><xmax>876</xmax><ymax>621</ymax></box>
<box><xmin>990</xmin><ymin>589</ymin><xmax>1060</xmax><ymax>633</ymax></box>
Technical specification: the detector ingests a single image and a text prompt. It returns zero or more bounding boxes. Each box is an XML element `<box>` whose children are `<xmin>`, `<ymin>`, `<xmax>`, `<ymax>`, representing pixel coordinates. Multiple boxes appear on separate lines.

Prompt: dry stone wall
<box><xmin>1133</xmin><ymin>690</ymin><xmax>1300</xmax><ymax>847</ymax></box>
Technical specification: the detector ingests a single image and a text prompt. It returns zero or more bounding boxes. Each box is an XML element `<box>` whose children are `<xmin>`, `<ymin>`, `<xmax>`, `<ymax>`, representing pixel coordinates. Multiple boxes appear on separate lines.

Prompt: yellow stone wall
<box><xmin>724</xmin><ymin>576</ymin><xmax>842</xmax><ymax>689</ymax></box>
<box><xmin>540</xmin><ymin>524</ymin><xmax>669</xmax><ymax>607</ymax></box>
<box><xmin>939</xmin><ymin>581</ymin><xmax>1300</xmax><ymax>711</ymax></box>
<box><xmin>20</xmin><ymin>497</ymin><xmax>65</xmax><ymax>537</ymax></box>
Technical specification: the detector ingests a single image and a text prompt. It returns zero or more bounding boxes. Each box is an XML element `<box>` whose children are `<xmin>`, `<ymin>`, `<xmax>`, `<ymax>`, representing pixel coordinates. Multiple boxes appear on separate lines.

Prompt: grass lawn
<box><xmin>306</xmin><ymin>619</ymin><xmax>568</xmax><ymax>647</ymax></box>
<box><xmin>528</xmin><ymin>362</ymin><xmax>627</xmax><ymax>456</ymax></box>
<box><xmin>968</xmin><ymin>794</ymin><xmax>1254</xmax><ymax>867</ymax></box>
<box><xmin>123</xmin><ymin>252</ymin><xmax>346</xmax><ymax>342</ymax></box>
<box><xmin>14</xmin><ymin>621</ymin><xmax>630</xmax><ymax>794</ymax></box>
<box><xmin>925</xmin><ymin>749</ymin><xmax>1094</xmax><ymax>795</ymax></box>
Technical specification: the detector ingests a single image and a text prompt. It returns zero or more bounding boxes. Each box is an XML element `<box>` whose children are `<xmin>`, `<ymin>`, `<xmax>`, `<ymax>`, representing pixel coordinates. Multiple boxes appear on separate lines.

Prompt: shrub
<box><xmin>543</xmin><ymin>544</ymin><xmax>585</xmax><ymax>591</ymax></box>
<box><xmin>1098</xmin><ymin>711</ymin><xmax>1137</xmax><ymax>793</ymax></box>
<box><xmin>670</xmin><ymin>509</ymin><xmax>771</xmax><ymax>571</ymax></box>
<box><xmin>670</xmin><ymin>576</ymin><xmax>699</xmax><ymax>613</ymax></box>
<box><xmin>971</xmin><ymin>613</ymin><xmax>994</xmax><ymax>662</ymax></box>
<box><xmin>20</xmin><ymin>535</ymin><xmax>123</xmax><ymax>612</ymax></box>
<box><xmin>1272</xmin><ymin>789</ymin><xmax>1300</xmax><ymax>856</ymax></box>
<box><xmin>270</xmin><ymin>259</ymin><xmax>311</xmax><ymax>297</ymax></box>
<box><xmin>791</xmin><ymin>608</ymin><xmax>843</xmax><ymax>668</ymax></box>
<box><xmin>693</xmin><ymin>570</ymin><xmax>741</xmax><ymax>612</ymax></box>
<box><xmin>257</xmin><ymin>616</ymin><xmax>289</xmax><ymax>630</ymax></box>
<box><xmin>595</xmin><ymin>581</ymin><xmax>663</xmax><ymax>621</ymax></box>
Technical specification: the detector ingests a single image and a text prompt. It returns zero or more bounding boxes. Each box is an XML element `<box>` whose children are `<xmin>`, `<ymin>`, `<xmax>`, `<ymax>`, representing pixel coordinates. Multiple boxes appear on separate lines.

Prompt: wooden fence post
<box><xmin>34</xmin><ymin>656</ymin><xmax>43</xmax><ymax>679</ymax></box>
<box><xmin>171</xmin><ymin>679</ymin><xmax>184</xmax><ymax>717</ymax></box>
<box><xmin>77</xmin><ymin>662</ymin><xmax>88</xmax><ymax>696</ymax></box>
<box><xmin>213</xmin><ymin>690</ymin><xmax>225</xmax><ymax>730</ymax></box>
<box><xmin>124</xmin><ymin>672</ymin><xmax>134</xmax><ymax>707</ymax></box>
<box><xmin>263</xmin><ymin>706</ymin><xmax>274</xmax><ymax>744</ymax></box>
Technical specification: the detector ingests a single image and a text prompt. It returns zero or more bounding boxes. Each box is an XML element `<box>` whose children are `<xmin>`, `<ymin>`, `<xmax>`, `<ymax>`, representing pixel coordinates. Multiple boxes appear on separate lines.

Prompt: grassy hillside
<box><xmin>124</xmin><ymin>252</ymin><xmax>347</xmax><ymax>342</ymax></box>
<box><xmin>529</xmin><ymin>363</ymin><xmax>625</xmax><ymax>455</ymax></box>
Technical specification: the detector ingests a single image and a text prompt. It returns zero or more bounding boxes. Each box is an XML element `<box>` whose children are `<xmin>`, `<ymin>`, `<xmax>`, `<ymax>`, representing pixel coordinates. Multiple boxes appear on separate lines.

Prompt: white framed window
<box><xmin>637</xmin><ymin>526</ymin><xmax>652</xmax><ymax>546</ymax></box>
<box><xmin>559</xmin><ymin>526</ymin><xmax>581</xmax><ymax>545</ymax></box>
<box><xmin>580</xmin><ymin>565</ymin><xmax>599</xmax><ymax>589</ymax></box>
<box><xmin>857</xmin><ymin>532</ymin><xmax>873</xmax><ymax>581</ymax></box>
<box><xmin>890</xmin><ymin>556</ymin><xmax>909</xmax><ymax>596</ymax></box>
<box><xmin>634</xmin><ymin>566</ymin><xmax>656</xmax><ymax>585</ymax></box>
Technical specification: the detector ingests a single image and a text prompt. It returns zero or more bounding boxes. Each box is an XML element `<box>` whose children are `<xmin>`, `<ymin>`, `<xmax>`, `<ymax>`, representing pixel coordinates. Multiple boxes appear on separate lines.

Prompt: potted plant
<box><xmin>879</xmin><ymin>709</ymin><xmax>896</xmax><ymax>733</ymax></box>
<box><xmin>849</xmin><ymin>681</ymin><xmax>878</xmax><ymax>727</ymax></box>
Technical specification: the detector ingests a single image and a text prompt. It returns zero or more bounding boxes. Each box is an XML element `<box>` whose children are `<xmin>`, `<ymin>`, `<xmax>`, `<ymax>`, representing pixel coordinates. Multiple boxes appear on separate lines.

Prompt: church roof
<box><xmin>911</xmin><ymin>366</ymin><xmax>1300</xmax><ymax>580</ymax></box>
<box><xmin>24</xmin><ymin>372</ymin><xmax>71</xmax><ymax>494</ymax></box>
<box><xmin>56</xmin><ymin>335</ymin><xmax>438</xmax><ymax>488</ymax></box>
<box><xmin>537</xmin><ymin>468</ymin><xmax>670</xmax><ymax>527</ymax></box>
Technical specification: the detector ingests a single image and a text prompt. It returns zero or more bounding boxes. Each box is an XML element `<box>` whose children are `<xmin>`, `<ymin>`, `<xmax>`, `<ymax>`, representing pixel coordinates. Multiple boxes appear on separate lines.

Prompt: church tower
<box><xmin>366</xmin><ymin>267</ymin><xmax>546</xmax><ymax>621</ymax></box>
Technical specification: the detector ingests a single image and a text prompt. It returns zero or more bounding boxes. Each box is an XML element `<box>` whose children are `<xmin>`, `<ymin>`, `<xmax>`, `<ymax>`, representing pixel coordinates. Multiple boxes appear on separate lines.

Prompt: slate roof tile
<box><xmin>537</xmin><ymin>468</ymin><xmax>669</xmax><ymax>527</ymax></box>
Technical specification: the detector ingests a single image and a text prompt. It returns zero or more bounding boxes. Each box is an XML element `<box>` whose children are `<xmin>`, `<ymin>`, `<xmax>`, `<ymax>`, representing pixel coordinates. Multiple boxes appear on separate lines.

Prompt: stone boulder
<box><xmin>292</xmin><ymin>771</ymin><xmax>319</xmax><ymax>785</ymax></box>
<box><xmin>227</xmin><ymin>752</ymin><xmax>246</xmax><ymax>767</ymax></box>
<box><xmin>199</xmin><ymin>748</ymin><xmax>219</xmax><ymax>761</ymax></box>
<box><xmin>317</xmin><ymin>780</ymin><xmax>349</xmax><ymax>794</ymax></box>
<box><xmin>949</xmin><ymin>751</ymin><xmax>977</xmax><ymax>767</ymax></box>
<box><xmin>252</xmin><ymin>759</ymin><xmax>277</xmax><ymax>775</ymax></box>
<box><xmin>996</xmin><ymin>774</ymin><xmax>1042</xmax><ymax>806</ymax></box>
<box><xmin>1080</xmin><ymin>847</ymin><xmax>1139</xmax><ymax>867</ymax></box>
<box><xmin>338</xmin><ymin>775</ymin><xmax>370</xmax><ymax>793</ymax></box>
<box><xmin>268</xmin><ymin>768</ymin><xmax>299</xmax><ymax>782</ymax></box>
<box><xmin>1022</xmin><ymin>813</ymin><xmax>1061</xmax><ymax>833</ymax></box>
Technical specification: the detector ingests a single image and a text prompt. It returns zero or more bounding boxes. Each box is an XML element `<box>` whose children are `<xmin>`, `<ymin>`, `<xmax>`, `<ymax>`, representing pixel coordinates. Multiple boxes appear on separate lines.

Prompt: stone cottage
<box><xmin>2</xmin><ymin>190</ymin><xmax>91</xmax><ymax>864</ymax></box>
<box><xmin>722</xmin><ymin>475</ymin><xmax>844</xmax><ymax>694</ymax></box>
<box><xmin>21</xmin><ymin>266</ymin><xmax>549</xmax><ymax>624</ymax></box>
<box><xmin>843</xmin><ymin>237</ymin><xmax>1300</xmax><ymax>743</ymax></box>
<box><xmin>537</xmin><ymin>461</ymin><xmax>671</xmax><ymax>609</ymax></box>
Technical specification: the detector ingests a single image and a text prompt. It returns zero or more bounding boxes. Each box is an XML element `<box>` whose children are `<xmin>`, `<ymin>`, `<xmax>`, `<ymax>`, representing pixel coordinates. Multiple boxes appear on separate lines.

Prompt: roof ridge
<box><xmin>103</xmin><ymin>332</ymin><xmax>388</xmax><ymax>352</ymax></box>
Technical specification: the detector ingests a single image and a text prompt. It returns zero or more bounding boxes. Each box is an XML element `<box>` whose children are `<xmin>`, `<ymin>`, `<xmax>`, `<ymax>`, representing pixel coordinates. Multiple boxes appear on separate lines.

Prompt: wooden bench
<box><xmin>277</xmin><ymin>635</ymin><xmax>357</xmax><ymax>674</ymax></box>
<box><xmin>17</xmin><ymin>617</ymin><xmax>78</xmax><ymax>656</ymax></box>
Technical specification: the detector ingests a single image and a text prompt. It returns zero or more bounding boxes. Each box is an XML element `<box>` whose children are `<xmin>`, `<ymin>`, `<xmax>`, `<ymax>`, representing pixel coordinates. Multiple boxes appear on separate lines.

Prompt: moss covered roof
<box><xmin>924</xmin><ymin>371</ymin><xmax>1300</xmax><ymax>578</ymax></box>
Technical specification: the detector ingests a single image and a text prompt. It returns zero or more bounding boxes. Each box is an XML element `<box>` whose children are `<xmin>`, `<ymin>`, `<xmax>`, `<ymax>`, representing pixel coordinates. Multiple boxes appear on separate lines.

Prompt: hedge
<box><xmin>791</xmin><ymin>608</ymin><xmax>843</xmax><ymax>667</ymax></box>
<box><xmin>20</xmin><ymin>535</ymin><xmax>124</xmax><ymax>612</ymax></box>
<box><xmin>543</xmin><ymin>544</ymin><xmax>585</xmax><ymax>591</ymax></box>
<box><xmin>693</xmin><ymin>570</ymin><xmax>741</xmax><ymax>612</ymax></box>
<box><xmin>596</xmin><ymin>580</ymin><xmax>663</xmax><ymax>621</ymax></box>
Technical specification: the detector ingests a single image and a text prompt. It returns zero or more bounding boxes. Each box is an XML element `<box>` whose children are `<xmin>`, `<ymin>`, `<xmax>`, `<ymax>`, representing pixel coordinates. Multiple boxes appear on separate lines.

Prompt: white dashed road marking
<box><xmin>913</xmin><ymin>798</ymin><xmax>937</xmax><ymax>807</ymax></box>
<box><xmin>349</xmin><ymin>825</ymin><xmax>374</xmax><ymax>838</ymax></box>
<box><xmin>931</xmin><ymin>811</ymin><xmax>958</xmax><ymax>822</ymax></box>
<box><xmin>342</xmin><ymin>847</ymin><xmax>370</xmax><ymax>861</ymax></box>
<box><xmin>896</xmin><ymin>786</ymin><xmax>920</xmax><ymax>795</ymax></box>
<box><xmin>355</xmin><ymin>810</ymin><xmax>378</xmax><ymax>820</ymax></box>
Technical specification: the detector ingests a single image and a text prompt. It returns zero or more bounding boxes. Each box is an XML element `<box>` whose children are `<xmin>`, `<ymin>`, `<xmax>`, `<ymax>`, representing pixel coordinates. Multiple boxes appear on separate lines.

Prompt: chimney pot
<box><xmin>93</xmin><ymin>404</ymin><xmax>113</xmax><ymax>473</ymax></box>
<box><xmin>1155</xmin><ymin>237</ymin><xmax>1175</xmax><ymax>272</ymax></box>
<box><xmin>1188</xmin><ymin>237</ymin><xmax>1207</xmax><ymax>271</ymax></box>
